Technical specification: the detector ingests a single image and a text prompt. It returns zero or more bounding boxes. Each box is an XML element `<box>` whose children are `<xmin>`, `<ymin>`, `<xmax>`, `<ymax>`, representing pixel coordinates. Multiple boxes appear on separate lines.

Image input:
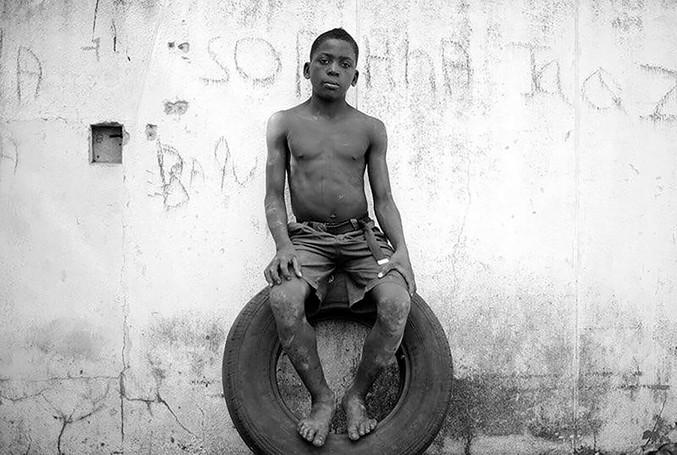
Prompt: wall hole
<box><xmin>90</xmin><ymin>123</ymin><xmax>123</xmax><ymax>164</ymax></box>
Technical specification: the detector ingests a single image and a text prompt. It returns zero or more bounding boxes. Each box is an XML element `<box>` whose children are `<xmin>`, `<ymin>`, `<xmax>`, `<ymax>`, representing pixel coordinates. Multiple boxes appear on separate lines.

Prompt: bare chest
<box><xmin>287</xmin><ymin>121</ymin><xmax>370</xmax><ymax>163</ymax></box>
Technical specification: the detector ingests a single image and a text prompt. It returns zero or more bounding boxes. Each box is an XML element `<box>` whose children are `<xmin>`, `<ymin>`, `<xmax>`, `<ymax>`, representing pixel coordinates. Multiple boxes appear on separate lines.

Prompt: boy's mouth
<box><xmin>322</xmin><ymin>81</ymin><xmax>340</xmax><ymax>90</ymax></box>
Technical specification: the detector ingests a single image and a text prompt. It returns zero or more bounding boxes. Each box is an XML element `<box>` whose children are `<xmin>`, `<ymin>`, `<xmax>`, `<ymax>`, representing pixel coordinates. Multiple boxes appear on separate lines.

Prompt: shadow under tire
<box><xmin>223</xmin><ymin>286</ymin><xmax>453</xmax><ymax>455</ymax></box>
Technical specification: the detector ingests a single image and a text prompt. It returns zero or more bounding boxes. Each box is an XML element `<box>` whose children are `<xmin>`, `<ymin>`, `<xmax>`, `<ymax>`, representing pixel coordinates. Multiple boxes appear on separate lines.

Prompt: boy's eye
<box><xmin>341</xmin><ymin>62</ymin><xmax>352</xmax><ymax>68</ymax></box>
<box><xmin>319</xmin><ymin>58</ymin><xmax>329</xmax><ymax>64</ymax></box>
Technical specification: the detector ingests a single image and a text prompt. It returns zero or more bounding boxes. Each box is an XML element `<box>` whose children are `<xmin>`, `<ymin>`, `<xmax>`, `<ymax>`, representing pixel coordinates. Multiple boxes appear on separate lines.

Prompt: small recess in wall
<box><xmin>91</xmin><ymin>123</ymin><xmax>123</xmax><ymax>164</ymax></box>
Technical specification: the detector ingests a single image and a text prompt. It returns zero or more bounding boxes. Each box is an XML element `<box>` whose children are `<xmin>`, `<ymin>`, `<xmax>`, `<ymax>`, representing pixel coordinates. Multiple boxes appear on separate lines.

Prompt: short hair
<box><xmin>310</xmin><ymin>28</ymin><xmax>359</xmax><ymax>63</ymax></box>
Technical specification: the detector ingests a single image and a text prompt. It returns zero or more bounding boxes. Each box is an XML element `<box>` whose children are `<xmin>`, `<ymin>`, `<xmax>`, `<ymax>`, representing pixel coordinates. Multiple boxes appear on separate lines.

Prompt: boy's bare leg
<box><xmin>269</xmin><ymin>279</ymin><xmax>336</xmax><ymax>447</ymax></box>
<box><xmin>343</xmin><ymin>282</ymin><xmax>411</xmax><ymax>441</ymax></box>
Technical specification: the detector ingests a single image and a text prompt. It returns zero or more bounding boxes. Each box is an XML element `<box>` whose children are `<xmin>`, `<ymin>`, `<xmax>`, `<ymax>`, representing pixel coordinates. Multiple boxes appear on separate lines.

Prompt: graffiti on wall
<box><xmin>16</xmin><ymin>46</ymin><xmax>42</xmax><ymax>103</ymax></box>
<box><xmin>581</xmin><ymin>67</ymin><xmax>623</xmax><ymax>110</ymax></box>
<box><xmin>147</xmin><ymin>134</ymin><xmax>258</xmax><ymax>211</ymax></box>
<box><xmin>200</xmin><ymin>36</ymin><xmax>229</xmax><ymax>85</ymax></box>
<box><xmin>0</xmin><ymin>134</ymin><xmax>19</xmax><ymax>185</ymax></box>
<box><xmin>192</xmin><ymin>29</ymin><xmax>675</xmax><ymax>123</ymax></box>
<box><xmin>81</xmin><ymin>37</ymin><xmax>101</xmax><ymax>62</ymax></box>
<box><xmin>154</xmin><ymin>141</ymin><xmax>190</xmax><ymax>211</ymax></box>
<box><xmin>512</xmin><ymin>42</ymin><xmax>570</xmax><ymax>104</ymax></box>
<box><xmin>201</xmin><ymin>36</ymin><xmax>282</xmax><ymax>88</ymax></box>
<box><xmin>214</xmin><ymin>135</ymin><xmax>258</xmax><ymax>189</ymax></box>
<box><xmin>639</xmin><ymin>64</ymin><xmax>677</xmax><ymax>122</ymax></box>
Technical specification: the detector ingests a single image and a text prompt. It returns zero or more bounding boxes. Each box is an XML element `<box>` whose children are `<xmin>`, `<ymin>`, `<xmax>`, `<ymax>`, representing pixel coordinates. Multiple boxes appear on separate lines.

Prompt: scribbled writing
<box><xmin>16</xmin><ymin>46</ymin><xmax>42</xmax><ymax>103</ymax></box>
<box><xmin>640</xmin><ymin>64</ymin><xmax>677</xmax><ymax>122</ymax></box>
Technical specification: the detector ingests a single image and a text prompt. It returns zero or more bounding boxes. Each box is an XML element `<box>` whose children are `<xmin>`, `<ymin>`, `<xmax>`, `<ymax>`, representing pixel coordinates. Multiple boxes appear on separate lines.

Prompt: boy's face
<box><xmin>304</xmin><ymin>38</ymin><xmax>359</xmax><ymax>101</ymax></box>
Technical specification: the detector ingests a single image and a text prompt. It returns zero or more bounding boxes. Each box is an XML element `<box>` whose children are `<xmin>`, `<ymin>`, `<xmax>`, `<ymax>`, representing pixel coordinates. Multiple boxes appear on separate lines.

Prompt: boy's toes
<box><xmin>305</xmin><ymin>428</ymin><xmax>317</xmax><ymax>442</ymax></box>
<box><xmin>312</xmin><ymin>434</ymin><xmax>326</xmax><ymax>447</ymax></box>
<box><xmin>358</xmin><ymin>419</ymin><xmax>376</xmax><ymax>436</ymax></box>
<box><xmin>348</xmin><ymin>425</ymin><xmax>360</xmax><ymax>441</ymax></box>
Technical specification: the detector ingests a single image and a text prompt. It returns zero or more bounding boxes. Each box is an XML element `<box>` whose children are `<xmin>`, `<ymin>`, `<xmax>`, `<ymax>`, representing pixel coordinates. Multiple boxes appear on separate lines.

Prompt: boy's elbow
<box><xmin>374</xmin><ymin>197</ymin><xmax>396</xmax><ymax>214</ymax></box>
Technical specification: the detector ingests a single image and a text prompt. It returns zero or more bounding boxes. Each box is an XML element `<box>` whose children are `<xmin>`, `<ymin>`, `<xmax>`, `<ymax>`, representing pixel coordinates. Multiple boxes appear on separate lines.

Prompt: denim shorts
<box><xmin>288</xmin><ymin>220</ymin><xmax>408</xmax><ymax>310</ymax></box>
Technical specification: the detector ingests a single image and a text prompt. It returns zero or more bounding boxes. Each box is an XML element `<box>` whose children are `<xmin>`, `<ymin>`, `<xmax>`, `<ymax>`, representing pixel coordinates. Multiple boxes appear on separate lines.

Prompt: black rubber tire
<box><xmin>223</xmin><ymin>283</ymin><xmax>453</xmax><ymax>455</ymax></box>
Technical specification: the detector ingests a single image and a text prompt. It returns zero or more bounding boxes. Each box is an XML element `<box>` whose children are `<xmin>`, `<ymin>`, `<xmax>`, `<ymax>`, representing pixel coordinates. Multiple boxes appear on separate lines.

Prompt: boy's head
<box><xmin>304</xmin><ymin>28</ymin><xmax>360</xmax><ymax>100</ymax></box>
<box><xmin>310</xmin><ymin>28</ymin><xmax>359</xmax><ymax>64</ymax></box>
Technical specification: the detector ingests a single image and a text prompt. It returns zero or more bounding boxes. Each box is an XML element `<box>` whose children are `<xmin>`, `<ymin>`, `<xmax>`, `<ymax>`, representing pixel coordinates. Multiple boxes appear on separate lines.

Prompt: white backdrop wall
<box><xmin>1</xmin><ymin>0</ymin><xmax>676</xmax><ymax>453</ymax></box>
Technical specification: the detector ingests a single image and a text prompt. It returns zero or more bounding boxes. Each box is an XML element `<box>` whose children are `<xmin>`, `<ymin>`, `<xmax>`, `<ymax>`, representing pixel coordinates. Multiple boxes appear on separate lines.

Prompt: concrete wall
<box><xmin>1</xmin><ymin>0</ymin><xmax>676</xmax><ymax>453</ymax></box>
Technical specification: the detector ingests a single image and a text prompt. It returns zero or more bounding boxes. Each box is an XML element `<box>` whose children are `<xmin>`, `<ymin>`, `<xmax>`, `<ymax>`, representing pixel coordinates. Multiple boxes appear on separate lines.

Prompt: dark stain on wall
<box><xmin>145</xmin><ymin>124</ymin><xmax>157</xmax><ymax>141</ymax></box>
<box><xmin>437</xmin><ymin>372</ymin><xmax>578</xmax><ymax>454</ymax></box>
<box><xmin>148</xmin><ymin>315</ymin><xmax>225</xmax><ymax>355</ymax></box>
<box><xmin>26</xmin><ymin>318</ymin><xmax>106</xmax><ymax>362</ymax></box>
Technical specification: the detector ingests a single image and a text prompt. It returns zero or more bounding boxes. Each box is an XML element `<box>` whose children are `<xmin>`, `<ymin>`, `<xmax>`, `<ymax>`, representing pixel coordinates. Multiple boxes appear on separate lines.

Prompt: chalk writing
<box><xmin>363</xmin><ymin>37</ymin><xmax>395</xmax><ymax>91</ymax></box>
<box><xmin>441</xmin><ymin>39</ymin><xmax>472</xmax><ymax>98</ymax></box>
<box><xmin>111</xmin><ymin>19</ymin><xmax>118</xmax><ymax>53</ymax></box>
<box><xmin>188</xmin><ymin>158</ymin><xmax>205</xmax><ymax>190</ymax></box>
<box><xmin>359</xmin><ymin>34</ymin><xmax>473</xmax><ymax>105</ymax></box>
<box><xmin>640</xmin><ymin>64</ymin><xmax>677</xmax><ymax>122</ymax></box>
<box><xmin>201</xmin><ymin>36</ymin><xmax>230</xmax><ymax>85</ymax></box>
<box><xmin>512</xmin><ymin>43</ymin><xmax>568</xmax><ymax>103</ymax></box>
<box><xmin>581</xmin><ymin>67</ymin><xmax>623</xmax><ymax>110</ymax></box>
<box><xmin>92</xmin><ymin>0</ymin><xmax>100</xmax><ymax>36</ymax></box>
<box><xmin>0</xmin><ymin>135</ymin><xmax>18</xmax><ymax>179</ymax></box>
<box><xmin>16</xmin><ymin>46</ymin><xmax>42</xmax><ymax>103</ymax></box>
<box><xmin>234</xmin><ymin>37</ymin><xmax>281</xmax><ymax>86</ymax></box>
<box><xmin>156</xmin><ymin>141</ymin><xmax>189</xmax><ymax>210</ymax></box>
<box><xmin>214</xmin><ymin>136</ymin><xmax>258</xmax><ymax>191</ymax></box>
<box><xmin>214</xmin><ymin>136</ymin><xmax>230</xmax><ymax>192</ymax></box>
<box><xmin>295</xmin><ymin>30</ymin><xmax>315</xmax><ymax>97</ymax></box>
<box><xmin>81</xmin><ymin>37</ymin><xmax>101</xmax><ymax>61</ymax></box>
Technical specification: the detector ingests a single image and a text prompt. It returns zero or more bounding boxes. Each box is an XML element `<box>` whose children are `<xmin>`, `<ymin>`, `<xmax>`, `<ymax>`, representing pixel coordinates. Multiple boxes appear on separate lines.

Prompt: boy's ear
<box><xmin>351</xmin><ymin>70</ymin><xmax>359</xmax><ymax>87</ymax></box>
<box><xmin>303</xmin><ymin>62</ymin><xmax>310</xmax><ymax>79</ymax></box>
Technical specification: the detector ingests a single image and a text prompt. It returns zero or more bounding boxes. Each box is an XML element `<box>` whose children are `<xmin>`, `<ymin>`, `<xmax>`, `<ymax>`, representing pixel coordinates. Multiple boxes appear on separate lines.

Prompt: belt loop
<box><xmin>350</xmin><ymin>218</ymin><xmax>359</xmax><ymax>231</ymax></box>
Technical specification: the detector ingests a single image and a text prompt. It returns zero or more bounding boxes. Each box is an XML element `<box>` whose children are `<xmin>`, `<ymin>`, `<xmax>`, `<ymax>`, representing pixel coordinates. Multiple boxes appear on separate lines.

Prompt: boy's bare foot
<box><xmin>342</xmin><ymin>391</ymin><xmax>377</xmax><ymax>441</ymax></box>
<box><xmin>298</xmin><ymin>391</ymin><xmax>336</xmax><ymax>447</ymax></box>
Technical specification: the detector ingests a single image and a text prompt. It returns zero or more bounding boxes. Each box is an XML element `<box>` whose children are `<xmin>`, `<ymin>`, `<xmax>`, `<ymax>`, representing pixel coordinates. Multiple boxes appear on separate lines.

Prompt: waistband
<box><xmin>295</xmin><ymin>213</ymin><xmax>389</xmax><ymax>265</ymax></box>
<box><xmin>297</xmin><ymin>213</ymin><xmax>371</xmax><ymax>235</ymax></box>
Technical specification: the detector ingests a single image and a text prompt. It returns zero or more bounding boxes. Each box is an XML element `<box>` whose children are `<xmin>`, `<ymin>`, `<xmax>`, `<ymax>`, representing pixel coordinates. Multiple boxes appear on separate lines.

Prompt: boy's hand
<box><xmin>377</xmin><ymin>250</ymin><xmax>417</xmax><ymax>297</ymax></box>
<box><xmin>264</xmin><ymin>246</ymin><xmax>303</xmax><ymax>287</ymax></box>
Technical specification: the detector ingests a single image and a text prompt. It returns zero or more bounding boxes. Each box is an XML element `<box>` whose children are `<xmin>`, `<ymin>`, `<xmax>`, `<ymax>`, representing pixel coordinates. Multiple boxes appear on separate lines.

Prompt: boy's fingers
<box><xmin>269</xmin><ymin>264</ymin><xmax>281</xmax><ymax>284</ymax></box>
<box><xmin>292</xmin><ymin>256</ymin><xmax>303</xmax><ymax>277</ymax></box>
<box><xmin>279</xmin><ymin>260</ymin><xmax>292</xmax><ymax>280</ymax></box>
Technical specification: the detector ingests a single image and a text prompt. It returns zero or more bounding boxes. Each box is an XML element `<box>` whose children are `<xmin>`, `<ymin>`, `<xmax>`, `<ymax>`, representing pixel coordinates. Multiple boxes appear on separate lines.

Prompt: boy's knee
<box><xmin>269</xmin><ymin>279</ymin><xmax>308</xmax><ymax>328</ymax></box>
<box><xmin>374</xmin><ymin>288</ymin><xmax>411</xmax><ymax>334</ymax></box>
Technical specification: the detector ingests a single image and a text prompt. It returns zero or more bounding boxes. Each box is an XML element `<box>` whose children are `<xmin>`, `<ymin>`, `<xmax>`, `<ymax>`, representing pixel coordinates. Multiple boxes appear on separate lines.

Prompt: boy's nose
<box><xmin>327</xmin><ymin>62</ymin><xmax>339</xmax><ymax>75</ymax></box>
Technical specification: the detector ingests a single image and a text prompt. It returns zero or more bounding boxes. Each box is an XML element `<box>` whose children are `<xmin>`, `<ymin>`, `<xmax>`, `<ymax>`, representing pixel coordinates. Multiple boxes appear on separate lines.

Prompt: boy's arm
<box><xmin>367</xmin><ymin>118</ymin><xmax>416</xmax><ymax>296</ymax></box>
<box><xmin>263</xmin><ymin>111</ymin><xmax>302</xmax><ymax>286</ymax></box>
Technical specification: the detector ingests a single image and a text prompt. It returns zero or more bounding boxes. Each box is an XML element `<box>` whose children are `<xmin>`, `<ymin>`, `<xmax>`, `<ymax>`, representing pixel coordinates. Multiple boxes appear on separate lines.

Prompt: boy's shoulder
<box><xmin>267</xmin><ymin>103</ymin><xmax>306</xmax><ymax>129</ymax></box>
<box><xmin>268</xmin><ymin>103</ymin><xmax>385</xmax><ymax>136</ymax></box>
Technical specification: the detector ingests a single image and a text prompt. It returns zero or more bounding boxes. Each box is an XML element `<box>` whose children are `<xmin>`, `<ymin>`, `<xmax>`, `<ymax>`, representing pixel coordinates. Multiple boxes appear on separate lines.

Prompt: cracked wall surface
<box><xmin>1</xmin><ymin>0</ymin><xmax>676</xmax><ymax>454</ymax></box>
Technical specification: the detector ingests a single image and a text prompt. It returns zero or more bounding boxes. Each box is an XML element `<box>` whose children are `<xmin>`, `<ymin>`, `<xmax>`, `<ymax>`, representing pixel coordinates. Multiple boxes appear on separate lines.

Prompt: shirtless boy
<box><xmin>263</xmin><ymin>28</ymin><xmax>416</xmax><ymax>447</ymax></box>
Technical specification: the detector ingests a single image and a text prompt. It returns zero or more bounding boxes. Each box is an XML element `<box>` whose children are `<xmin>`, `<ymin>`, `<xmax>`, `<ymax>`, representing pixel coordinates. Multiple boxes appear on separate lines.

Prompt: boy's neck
<box><xmin>308</xmin><ymin>95</ymin><xmax>349</xmax><ymax>119</ymax></box>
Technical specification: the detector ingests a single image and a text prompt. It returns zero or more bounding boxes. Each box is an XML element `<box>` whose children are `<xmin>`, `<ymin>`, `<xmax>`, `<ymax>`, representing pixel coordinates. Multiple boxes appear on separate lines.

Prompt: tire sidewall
<box><xmin>223</xmin><ymin>288</ymin><xmax>453</xmax><ymax>455</ymax></box>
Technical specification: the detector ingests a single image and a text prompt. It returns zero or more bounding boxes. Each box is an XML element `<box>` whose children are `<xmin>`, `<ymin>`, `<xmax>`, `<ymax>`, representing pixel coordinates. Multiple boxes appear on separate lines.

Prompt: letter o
<box><xmin>234</xmin><ymin>37</ymin><xmax>282</xmax><ymax>86</ymax></box>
